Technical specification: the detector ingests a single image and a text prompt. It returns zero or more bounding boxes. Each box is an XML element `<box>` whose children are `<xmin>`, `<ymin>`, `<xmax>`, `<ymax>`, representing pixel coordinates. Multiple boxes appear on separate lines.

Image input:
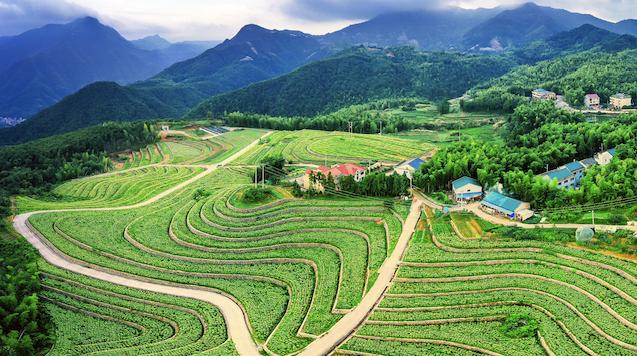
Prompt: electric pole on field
<box><xmin>546</xmin><ymin>164</ymin><xmax>549</xmax><ymax>173</ymax></box>
<box><xmin>348</xmin><ymin>122</ymin><xmax>353</xmax><ymax>135</ymax></box>
<box><xmin>261</xmin><ymin>164</ymin><xmax>265</xmax><ymax>188</ymax></box>
<box><xmin>379</xmin><ymin>121</ymin><xmax>383</xmax><ymax>135</ymax></box>
<box><xmin>592</xmin><ymin>210</ymin><xmax>595</xmax><ymax>227</ymax></box>
<box><xmin>254</xmin><ymin>165</ymin><xmax>258</xmax><ymax>188</ymax></box>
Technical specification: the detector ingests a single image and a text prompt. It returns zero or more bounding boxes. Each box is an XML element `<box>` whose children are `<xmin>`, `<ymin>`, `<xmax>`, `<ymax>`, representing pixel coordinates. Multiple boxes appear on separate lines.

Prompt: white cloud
<box><xmin>0</xmin><ymin>0</ymin><xmax>95</xmax><ymax>35</ymax></box>
<box><xmin>1</xmin><ymin>0</ymin><xmax>636</xmax><ymax>40</ymax></box>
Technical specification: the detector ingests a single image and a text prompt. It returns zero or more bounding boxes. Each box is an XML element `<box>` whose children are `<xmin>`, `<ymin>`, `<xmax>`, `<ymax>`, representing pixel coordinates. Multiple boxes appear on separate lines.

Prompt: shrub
<box><xmin>241</xmin><ymin>187</ymin><xmax>274</xmax><ymax>204</ymax></box>
<box><xmin>500</xmin><ymin>313</ymin><xmax>539</xmax><ymax>338</ymax></box>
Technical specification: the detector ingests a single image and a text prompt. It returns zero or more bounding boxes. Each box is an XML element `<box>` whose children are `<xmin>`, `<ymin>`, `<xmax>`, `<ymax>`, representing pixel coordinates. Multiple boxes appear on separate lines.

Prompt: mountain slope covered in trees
<box><xmin>0</xmin><ymin>25</ymin><xmax>330</xmax><ymax>145</ymax></box>
<box><xmin>188</xmin><ymin>47</ymin><xmax>517</xmax><ymax>118</ymax></box>
<box><xmin>0</xmin><ymin>17</ymin><xmax>209</xmax><ymax>119</ymax></box>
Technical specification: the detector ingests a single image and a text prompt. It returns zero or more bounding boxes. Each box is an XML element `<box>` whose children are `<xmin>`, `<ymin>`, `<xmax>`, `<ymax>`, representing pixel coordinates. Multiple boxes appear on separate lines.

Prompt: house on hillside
<box><xmin>481</xmin><ymin>192</ymin><xmax>534</xmax><ymax>221</ymax></box>
<box><xmin>532</xmin><ymin>88</ymin><xmax>557</xmax><ymax>101</ymax></box>
<box><xmin>394</xmin><ymin>158</ymin><xmax>425</xmax><ymax>179</ymax></box>
<box><xmin>540</xmin><ymin>161</ymin><xmax>586</xmax><ymax>189</ymax></box>
<box><xmin>161</xmin><ymin>125</ymin><xmax>170</xmax><ymax>131</ymax></box>
<box><xmin>595</xmin><ymin>148</ymin><xmax>616</xmax><ymax>166</ymax></box>
<box><xmin>610</xmin><ymin>94</ymin><xmax>632</xmax><ymax>109</ymax></box>
<box><xmin>303</xmin><ymin>163</ymin><xmax>366</xmax><ymax>192</ymax></box>
<box><xmin>451</xmin><ymin>176</ymin><xmax>483</xmax><ymax>202</ymax></box>
<box><xmin>584</xmin><ymin>93</ymin><xmax>600</xmax><ymax>109</ymax></box>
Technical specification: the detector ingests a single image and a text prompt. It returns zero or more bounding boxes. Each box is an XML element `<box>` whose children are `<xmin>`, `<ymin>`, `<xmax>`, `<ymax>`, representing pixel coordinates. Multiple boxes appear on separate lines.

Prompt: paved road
<box><xmin>12</xmin><ymin>132</ymin><xmax>271</xmax><ymax>356</ymax></box>
<box><xmin>297</xmin><ymin>199</ymin><xmax>423</xmax><ymax>356</ymax></box>
<box><xmin>457</xmin><ymin>202</ymin><xmax>637</xmax><ymax>234</ymax></box>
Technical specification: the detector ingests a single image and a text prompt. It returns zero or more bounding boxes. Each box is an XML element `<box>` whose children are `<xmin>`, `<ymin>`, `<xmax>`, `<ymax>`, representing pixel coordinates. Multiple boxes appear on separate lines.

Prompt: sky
<box><xmin>1</xmin><ymin>0</ymin><xmax>637</xmax><ymax>41</ymax></box>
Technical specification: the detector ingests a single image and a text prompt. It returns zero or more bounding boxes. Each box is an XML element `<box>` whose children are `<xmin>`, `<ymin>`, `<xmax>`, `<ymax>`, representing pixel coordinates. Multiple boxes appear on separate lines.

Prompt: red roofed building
<box><xmin>584</xmin><ymin>93</ymin><xmax>600</xmax><ymax>109</ymax></box>
<box><xmin>303</xmin><ymin>163</ymin><xmax>366</xmax><ymax>192</ymax></box>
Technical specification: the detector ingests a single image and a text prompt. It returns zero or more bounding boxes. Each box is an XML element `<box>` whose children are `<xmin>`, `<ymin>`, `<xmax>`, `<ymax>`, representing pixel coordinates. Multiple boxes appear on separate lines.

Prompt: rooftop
<box><xmin>564</xmin><ymin>161</ymin><xmax>585</xmax><ymax>172</ymax></box>
<box><xmin>612</xmin><ymin>93</ymin><xmax>631</xmax><ymax>99</ymax></box>
<box><xmin>580</xmin><ymin>158</ymin><xmax>598</xmax><ymax>167</ymax></box>
<box><xmin>452</xmin><ymin>176</ymin><xmax>480</xmax><ymax>191</ymax></box>
<box><xmin>542</xmin><ymin>167</ymin><xmax>572</xmax><ymax>182</ymax></box>
<box><xmin>408</xmin><ymin>158</ymin><xmax>425</xmax><ymax>170</ymax></box>
<box><xmin>482</xmin><ymin>192</ymin><xmax>525</xmax><ymax>213</ymax></box>
<box><xmin>307</xmin><ymin>163</ymin><xmax>366</xmax><ymax>177</ymax></box>
<box><xmin>585</xmin><ymin>93</ymin><xmax>600</xmax><ymax>99</ymax></box>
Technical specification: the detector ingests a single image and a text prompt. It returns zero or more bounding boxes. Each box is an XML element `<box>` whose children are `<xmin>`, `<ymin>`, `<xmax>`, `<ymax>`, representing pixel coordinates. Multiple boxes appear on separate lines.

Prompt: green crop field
<box><xmin>13</xmin><ymin>128</ymin><xmax>637</xmax><ymax>355</ymax></box>
<box><xmin>338</xmin><ymin>211</ymin><xmax>637</xmax><ymax>355</ymax></box>
<box><xmin>235</xmin><ymin>129</ymin><xmax>433</xmax><ymax>165</ymax></box>
<box><xmin>16</xmin><ymin>166</ymin><xmax>205</xmax><ymax>212</ymax></box>
<box><xmin>25</xmin><ymin>163</ymin><xmax>408</xmax><ymax>354</ymax></box>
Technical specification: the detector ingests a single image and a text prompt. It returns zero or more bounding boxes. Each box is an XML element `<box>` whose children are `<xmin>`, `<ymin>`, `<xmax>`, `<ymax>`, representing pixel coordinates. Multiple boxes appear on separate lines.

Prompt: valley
<box><xmin>2</xmin><ymin>2</ymin><xmax>637</xmax><ymax>355</ymax></box>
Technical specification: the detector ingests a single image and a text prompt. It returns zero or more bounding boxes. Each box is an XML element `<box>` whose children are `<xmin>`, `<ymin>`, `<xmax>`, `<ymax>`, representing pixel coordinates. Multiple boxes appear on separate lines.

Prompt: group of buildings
<box><xmin>451</xmin><ymin>176</ymin><xmax>534</xmax><ymax>221</ymax></box>
<box><xmin>539</xmin><ymin>148</ymin><xmax>616</xmax><ymax>189</ymax></box>
<box><xmin>533</xmin><ymin>88</ymin><xmax>632</xmax><ymax>110</ymax></box>
<box><xmin>303</xmin><ymin>163</ymin><xmax>367</xmax><ymax>192</ymax></box>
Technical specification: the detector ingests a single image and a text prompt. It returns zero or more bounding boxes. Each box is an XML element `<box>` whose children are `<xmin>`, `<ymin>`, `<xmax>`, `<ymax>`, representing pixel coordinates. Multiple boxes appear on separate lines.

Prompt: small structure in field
<box><xmin>160</xmin><ymin>125</ymin><xmax>170</xmax><ymax>131</ymax></box>
<box><xmin>303</xmin><ymin>163</ymin><xmax>366</xmax><ymax>192</ymax></box>
<box><xmin>532</xmin><ymin>88</ymin><xmax>557</xmax><ymax>101</ymax></box>
<box><xmin>576</xmin><ymin>227</ymin><xmax>594</xmax><ymax>243</ymax></box>
<box><xmin>451</xmin><ymin>176</ymin><xmax>483</xmax><ymax>202</ymax></box>
<box><xmin>481</xmin><ymin>192</ymin><xmax>534</xmax><ymax>221</ymax></box>
<box><xmin>584</xmin><ymin>93</ymin><xmax>600</xmax><ymax>109</ymax></box>
<box><xmin>394</xmin><ymin>157</ymin><xmax>424</xmax><ymax>178</ymax></box>
<box><xmin>610</xmin><ymin>93</ymin><xmax>632</xmax><ymax>109</ymax></box>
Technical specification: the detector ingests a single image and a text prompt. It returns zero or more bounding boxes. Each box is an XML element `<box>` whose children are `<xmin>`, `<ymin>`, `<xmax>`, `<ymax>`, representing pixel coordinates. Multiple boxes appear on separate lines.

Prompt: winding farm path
<box><xmin>12</xmin><ymin>132</ymin><xmax>271</xmax><ymax>356</ymax></box>
<box><xmin>297</xmin><ymin>199</ymin><xmax>423</xmax><ymax>356</ymax></box>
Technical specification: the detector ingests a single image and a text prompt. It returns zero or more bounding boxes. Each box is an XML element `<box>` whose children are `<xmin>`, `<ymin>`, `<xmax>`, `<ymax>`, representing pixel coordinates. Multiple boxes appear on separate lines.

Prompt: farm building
<box><xmin>160</xmin><ymin>125</ymin><xmax>170</xmax><ymax>131</ymax></box>
<box><xmin>595</xmin><ymin>148</ymin><xmax>616</xmax><ymax>166</ymax></box>
<box><xmin>584</xmin><ymin>93</ymin><xmax>600</xmax><ymax>109</ymax></box>
<box><xmin>451</xmin><ymin>176</ymin><xmax>483</xmax><ymax>202</ymax></box>
<box><xmin>532</xmin><ymin>88</ymin><xmax>557</xmax><ymax>101</ymax></box>
<box><xmin>303</xmin><ymin>163</ymin><xmax>366</xmax><ymax>192</ymax></box>
<box><xmin>579</xmin><ymin>157</ymin><xmax>598</xmax><ymax>169</ymax></box>
<box><xmin>481</xmin><ymin>192</ymin><xmax>534</xmax><ymax>221</ymax></box>
<box><xmin>540</xmin><ymin>161</ymin><xmax>586</xmax><ymax>189</ymax></box>
<box><xmin>394</xmin><ymin>158</ymin><xmax>425</xmax><ymax>178</ymax></box>
<box><xmin>610</xmin><ymin>93</ymin><xmax>632</xmax><ymax>109</ymax></box>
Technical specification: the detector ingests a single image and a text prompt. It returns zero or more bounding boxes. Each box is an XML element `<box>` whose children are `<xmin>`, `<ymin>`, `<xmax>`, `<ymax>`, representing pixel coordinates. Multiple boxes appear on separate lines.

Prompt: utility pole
<box><xmin>254</xmin><ymin>165</ymin><xmax>258</xmax><ymax>188</ymax></box>
<box><xmin>592</xmin><ymin>209</ymin><xmax>595</xmax><ymax>227</ymax></box>
<box><xmin>348</xmin><ymin>122</ymin><xmax>353</xmax><ymax>135</ymax></box>
<box><xmin>261</xmin><ymin>164</ymin><xmax>265</xmax><ymax>188</ymax></box>
<box><xmin>379</xmin><ymin>121</ymin><xmax>383</xmax><ymax>135</ymax></box>
<box><xmin>546</xmin><ymin>164</ymin><xmax>549</xmax><ymax>173</ymax></box>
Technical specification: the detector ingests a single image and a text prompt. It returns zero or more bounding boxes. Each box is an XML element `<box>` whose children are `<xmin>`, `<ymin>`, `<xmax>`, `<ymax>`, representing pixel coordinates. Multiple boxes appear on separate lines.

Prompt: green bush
<box><xmin>500</xmin><ymin>313</ymin><xmax>539</xmax><ymax>338</ymax></box>
<box><xmin>241</xmin><ymin>187</ymin><xmax>274</xmax><ymax>204</ymax></box>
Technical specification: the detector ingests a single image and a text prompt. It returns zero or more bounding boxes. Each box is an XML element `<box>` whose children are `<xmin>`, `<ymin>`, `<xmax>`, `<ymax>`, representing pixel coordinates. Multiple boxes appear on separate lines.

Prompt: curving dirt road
<box><xmin>297</xmin><ymin>199</ymin><xmax>422</xmax><ymax>356</ymax></box>
<box><xmin>12</xmin><ymin>132</ymin><xmax>271</xmax><ymax>356</ymax></box>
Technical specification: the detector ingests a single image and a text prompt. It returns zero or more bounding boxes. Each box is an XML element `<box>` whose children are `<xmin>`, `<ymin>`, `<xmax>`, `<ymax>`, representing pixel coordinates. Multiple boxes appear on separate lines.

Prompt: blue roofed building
<box><xmin>540</xmin><ymin>160</ymin><xmax>586</xmax><ymax>189</ymax></box>
<box><xmin>481</xmin><ymin>192</ymin><xmax>534</xmax><ymax>221</ymax></box>
<box><xmin>395</xmin><ymin>157</ymin><xmax>425</xmax><ymax>178</ymax></box>
<box><xmin>452</xmin><ymin>176</ymin><xmax>483</xmax><ymax>202</ymax></box>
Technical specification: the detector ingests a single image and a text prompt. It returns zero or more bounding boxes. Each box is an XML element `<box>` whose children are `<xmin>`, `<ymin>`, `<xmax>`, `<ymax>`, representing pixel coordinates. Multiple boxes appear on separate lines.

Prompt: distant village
<box><xmin>301</xmin><ymin>143</ymin><xmax>617</xmax><ymax>224</ymax></box>
<box><xmin>532</xmin><ymin>88</ymin><xmax>633</xmax><ymax>111</ymax></box>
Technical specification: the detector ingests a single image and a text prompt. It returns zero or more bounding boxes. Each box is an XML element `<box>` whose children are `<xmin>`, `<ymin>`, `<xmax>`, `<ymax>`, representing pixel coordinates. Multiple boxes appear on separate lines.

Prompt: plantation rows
<box><xmin>28</xmin><ymin>167</ymin><xmax>406</xmax><ymax>355</ymax></box>
<box><xmin>235</xmin><ymin>130</ymin><xmax>431</xmax><ymax>165</ymax></box>
<box><xmin>17</xmin><ymin>166</ymin><xmax>204</xmax><ymax>212</ymax></box>
<box><xmin>39</xmin><ymin>262</ymin><xmax>233</xmax><ymax>355</ymax></box>
<box><xmin>339</xmin><ymin>212</ymin><xmax>637</xmax><ymax>355</ymax></box>
<box><xmin>122</xmin><ymin>128</ymin><xmax>266</xmax><ymax>168</ymax></box>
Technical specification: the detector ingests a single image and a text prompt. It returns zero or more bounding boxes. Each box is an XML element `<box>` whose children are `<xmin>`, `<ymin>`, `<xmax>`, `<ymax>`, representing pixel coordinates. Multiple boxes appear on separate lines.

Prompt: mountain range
<box><xmin>2</xmin><ymin>2</ymin><xmax>637</xmax><ymax>145</ymax></box>
<box><xmin>0</xmin><ymin>17</ymin><xmax>214</xmax><ymax>119</ymax></box>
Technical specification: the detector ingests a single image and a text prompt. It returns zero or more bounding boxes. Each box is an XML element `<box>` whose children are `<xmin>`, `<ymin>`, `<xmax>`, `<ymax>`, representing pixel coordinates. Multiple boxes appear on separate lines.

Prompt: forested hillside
<box><xmin>188</xmin><ymin>47</ymin><xmax>517</xmax><ymax>118</ymax></box>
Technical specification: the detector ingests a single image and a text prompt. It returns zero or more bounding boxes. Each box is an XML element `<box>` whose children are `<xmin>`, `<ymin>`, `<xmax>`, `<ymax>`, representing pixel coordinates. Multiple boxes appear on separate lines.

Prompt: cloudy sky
<box><xmin>1</xmin><ymin>0</ymin><xmax>637</xmax><ymax>41</ymax></box>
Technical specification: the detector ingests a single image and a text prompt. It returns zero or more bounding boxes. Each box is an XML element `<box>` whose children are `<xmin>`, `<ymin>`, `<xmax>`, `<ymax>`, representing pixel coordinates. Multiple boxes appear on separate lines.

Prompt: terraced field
<box><xmin>235</xmin><ymin>130</ymin><xmax>432</xmax><ymax>165</ymax></box>
<box><xmin>339</xmin><ymin>211</ymin><xmax>637</xmax><ymax>355</ymax></box>
<box><xmin>23</xmin><ymin>165</ymin><xmax>409</xmax><ymax>355</ymax></box>
<box><xmin>17</xmin><ymin>166</ymin><xmax>206</xmax><ymax>212</ymax></box>
<box><xmin>41</xmin><ymin>262</ymin><xmax>233</xmax><ymax>355</ymax></box>
<box><xmin>123</xmin><ymin>128</ymin><xmax>267</xmax><ymax>168</ymax></box>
